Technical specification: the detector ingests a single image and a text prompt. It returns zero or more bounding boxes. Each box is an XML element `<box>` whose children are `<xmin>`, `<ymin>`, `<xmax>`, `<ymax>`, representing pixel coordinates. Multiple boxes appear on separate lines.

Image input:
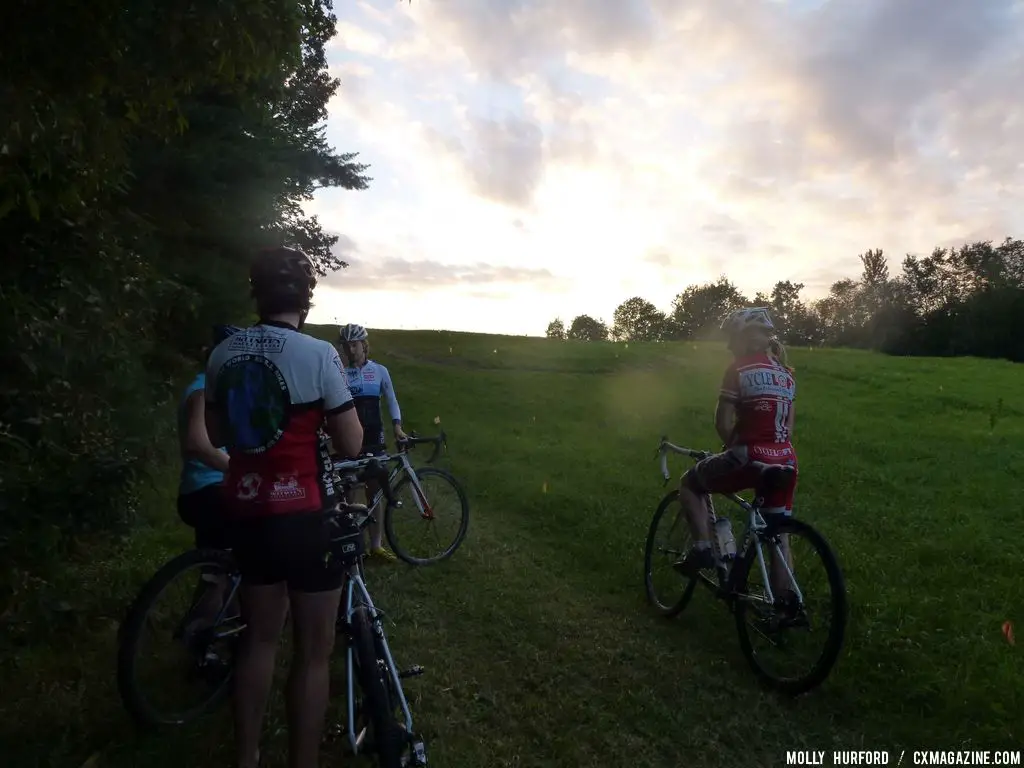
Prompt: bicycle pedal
<box><xmin>398</xmin><ymin>665</ymin><xmax>425</xmax><ymax>679</ymax></box>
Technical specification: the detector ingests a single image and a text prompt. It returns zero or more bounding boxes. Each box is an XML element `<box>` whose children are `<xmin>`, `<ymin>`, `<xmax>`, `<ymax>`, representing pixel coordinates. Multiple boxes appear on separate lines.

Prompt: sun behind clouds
<box><xmin>307</xmin><ymin>0</ymin><xmax>1024</xmax><ymax>336</ymax></box>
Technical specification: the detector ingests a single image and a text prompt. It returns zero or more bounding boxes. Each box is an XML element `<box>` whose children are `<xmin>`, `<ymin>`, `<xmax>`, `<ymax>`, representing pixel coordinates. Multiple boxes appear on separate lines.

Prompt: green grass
<box><xmin>3</xmin><ymin>328</ymin><xmax>1023</xmax><ymax>767</ymax></box>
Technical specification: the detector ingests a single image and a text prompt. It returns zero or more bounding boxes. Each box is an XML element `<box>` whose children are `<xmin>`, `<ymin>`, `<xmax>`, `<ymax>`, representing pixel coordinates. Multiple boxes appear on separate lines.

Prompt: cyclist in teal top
<box><xmin>176</xmin><ymin>324</ymin><xmax>242</xmax><ymax>549</ymax></box>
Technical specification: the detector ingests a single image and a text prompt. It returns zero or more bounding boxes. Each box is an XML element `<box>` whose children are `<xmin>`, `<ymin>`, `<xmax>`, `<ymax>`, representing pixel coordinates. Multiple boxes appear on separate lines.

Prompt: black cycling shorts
<box><xmin>229</xmin><ymin>511</ymin><xmax>346</xmax><ymax>593</ymax></box>
<box><xmin>177</xmin><ymin>484</ymin><xmax>231</xmax><ymax>551</ymax></box>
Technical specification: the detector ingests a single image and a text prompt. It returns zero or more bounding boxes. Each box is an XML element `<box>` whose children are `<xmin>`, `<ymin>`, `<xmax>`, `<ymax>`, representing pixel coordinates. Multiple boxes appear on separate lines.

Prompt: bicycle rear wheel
<box><xmin>731</xmin><ymin>516</ymin><xmax>847</xmax><ymax>695</ymax></box>
<box><xmin>386</xmin><ymin>467</ymin><xmax>469</xmax><ymax>565</ymax></box>
<box><xmin>117</xmin><ymin>548</ymin><xmax>243</xmax><ymax>727</ymax></box>
<box><xmin>643</xmin><ymin>491</ymin><xmax>700</xmax><ymax>617</ymax></box>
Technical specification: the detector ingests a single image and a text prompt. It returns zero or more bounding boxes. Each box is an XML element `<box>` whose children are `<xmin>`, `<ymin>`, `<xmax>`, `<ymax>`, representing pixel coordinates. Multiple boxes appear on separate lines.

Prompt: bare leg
<box><xmin>365</xmin><ymin>477</ymin><xmax>384</xmax><ymax>549</ymax></box>
<box><xmin>286</xmin><ymin>588</ymin><xmax>344</xmax><ymax>768</ymax></box>
<box><xmin>678</xmin><ymin>481</ymin><xmax>713</xmax><ymax>544</ymax></box>
<box><xmin>234</xmin><ymin>583</ymin><xmax>289</xmax><ymax>768</ymax></box>
<box><xmin>673</xmin><ymin>479</ymin><xmax>717</xmax><ymax>573</ymax></box>
<box><xmin>364</xmin><ymin>479</ymin><xmax>395</xmax><ymax>561</ymax></box>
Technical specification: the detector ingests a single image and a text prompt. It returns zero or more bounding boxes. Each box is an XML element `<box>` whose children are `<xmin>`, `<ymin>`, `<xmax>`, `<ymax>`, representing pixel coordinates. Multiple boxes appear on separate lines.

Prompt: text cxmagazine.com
<box><xmin>786</xmin><ymin>750</ymin><xmax>1022</xmax><ymax>766</ymax></box>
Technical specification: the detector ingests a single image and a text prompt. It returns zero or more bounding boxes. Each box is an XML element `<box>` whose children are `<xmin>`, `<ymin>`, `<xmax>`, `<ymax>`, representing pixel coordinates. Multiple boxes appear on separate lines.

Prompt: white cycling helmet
<box><xmin>721</xmin><ymin>307</ymin><xmax>775</xmax><ymax>335</ymax></box>
<box><xmin>338</xmin><ymin>323</ymin><xmax>368</xmax><ymax>342</ymax></box>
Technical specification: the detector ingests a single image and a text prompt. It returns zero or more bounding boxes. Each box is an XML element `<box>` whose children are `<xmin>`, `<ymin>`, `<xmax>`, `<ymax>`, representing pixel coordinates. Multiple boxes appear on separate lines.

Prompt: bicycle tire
<box><xmin>351</xmin><ymin>606</ymin><xmax>405</xmax><ymax>767</ymax></box>
<box><xmin>386</xmin><ymin>467</ymin><xmax>469</xmax><ymax>565</ymax></box>
<box><xmin>732</xmin><ymin>516</ymin><xmax>848</xmax><ymax>696</ymax></box>
<box><xmin>116</xmin><ymin>548</ymin><xmax>240</xmax><ymax>727</ymax></box>
<box><xmin>643</xmin><ymin>490</ymin><xmax>698</xmax><ymax>617</ymax></box>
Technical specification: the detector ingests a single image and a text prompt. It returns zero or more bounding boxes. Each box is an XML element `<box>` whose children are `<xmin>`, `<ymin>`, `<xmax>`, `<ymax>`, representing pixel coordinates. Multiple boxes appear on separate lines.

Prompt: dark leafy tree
<box><xmin>0</xmin><ymin>0</ymin><xmax>371</xmax><ymax>579</ymax></box>
<box><xmin>669</xmin><ymin>277</ymin><xmax>747</xmax><ymax>339</ymax></box>
<box><xmin>568</xmin><ymin>315</ymin><xmax>608</xmax><ymax>341</ymax></box>
<box><xmin>611</xmin><ymin>297</ymin><xmax>666</xmax><ymax>341</ymax></box>
<box><xmin>546</xmin><ymin>318</ymin><xmax>567</xmax><ymax>339</ymax></box>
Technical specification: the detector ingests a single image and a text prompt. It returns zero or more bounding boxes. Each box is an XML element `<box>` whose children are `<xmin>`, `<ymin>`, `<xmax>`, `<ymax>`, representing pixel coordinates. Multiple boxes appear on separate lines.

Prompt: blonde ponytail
<box><xmin>768</xmin><ymin>336</ymin><xmax>790</xmax><ymax>369</ymax></box>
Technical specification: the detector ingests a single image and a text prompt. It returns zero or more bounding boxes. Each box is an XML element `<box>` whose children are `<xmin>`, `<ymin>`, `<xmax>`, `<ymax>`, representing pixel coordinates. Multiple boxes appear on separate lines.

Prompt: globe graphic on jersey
<box><xmin>218</xmin><ymin>358</ymin><xmax>289</xmax><ymax>452</ymax></box>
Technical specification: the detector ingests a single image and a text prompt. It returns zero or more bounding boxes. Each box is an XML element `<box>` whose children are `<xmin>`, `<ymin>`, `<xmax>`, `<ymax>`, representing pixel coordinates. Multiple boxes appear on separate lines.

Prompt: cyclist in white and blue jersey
<box><xmin>176</xmin><ymin>323</ymin><xmax>242</xmax><ymax>549</ymax></box>
<box><xmin>336</xmin><ymin>323</ymin><xmax>408</xmax><ymax>562</ymax></box>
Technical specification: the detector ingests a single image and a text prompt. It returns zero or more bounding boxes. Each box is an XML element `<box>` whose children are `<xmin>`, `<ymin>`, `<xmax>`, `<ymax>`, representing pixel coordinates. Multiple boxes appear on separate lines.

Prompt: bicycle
<box><xmin>116</xmin><ymin>459</ymin><xmax>429</xmax><ymax>767</ymax></box>
<box><xmin>335</xmin><ymin>430</ymin><xmax>469</xmax><ymax>566</ymax></box>
<box><xmin>643</xmin><ymin>436</ymin><xmax>848</xmax><ymax>695</ymax></box>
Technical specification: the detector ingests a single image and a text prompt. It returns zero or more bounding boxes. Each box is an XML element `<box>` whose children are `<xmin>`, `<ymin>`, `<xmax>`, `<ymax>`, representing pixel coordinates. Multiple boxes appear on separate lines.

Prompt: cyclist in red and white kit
<box><xmin>205</xmin><ymin>246</ymin><xmax>364</xmax><ymax>768</ymax></box>
<box><xmin>674</xmin><ymin>307</ymin><xmax>797</xmax><ymax>578</ymax></box>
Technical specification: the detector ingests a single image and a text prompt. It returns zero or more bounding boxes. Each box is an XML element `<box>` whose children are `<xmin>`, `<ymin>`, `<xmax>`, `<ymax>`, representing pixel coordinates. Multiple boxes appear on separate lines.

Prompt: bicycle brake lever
<box><xmin>655</xmin><ymin>434</ymin><xmax>668</xmax><ymax>459</ymax></box>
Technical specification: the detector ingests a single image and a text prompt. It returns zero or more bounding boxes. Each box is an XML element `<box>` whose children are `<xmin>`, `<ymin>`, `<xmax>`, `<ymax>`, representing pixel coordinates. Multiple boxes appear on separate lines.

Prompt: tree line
<box><xmin>546</xmin><ymin>238</ymin><xmax>1024</xmax><ymax>362</ymax></box>
<box><xmin>0</xmin><ymin>1</ymin><xmax>366</xmax><ymax>580</ymax></box>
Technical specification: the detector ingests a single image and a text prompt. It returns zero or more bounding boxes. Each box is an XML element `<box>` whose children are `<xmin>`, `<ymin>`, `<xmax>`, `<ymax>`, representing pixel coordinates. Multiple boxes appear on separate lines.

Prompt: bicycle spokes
<box><xmin>119</xmin><ymin>553</ymin><xmax>241</xmax><ymax>726</ymax></box>
<box><xmin>738</xmin><ymin>529</ymin><xmax>840</xmax><ymax>682</ymax></box>
<box><xmin>410</xmin><ymin>484</ymin><xmax>435</xmax><ymax>521</ymax></box>
<box><xmin>388</xmin><ymin>468</ymin><xmax>469</xmax><ymax>564</ymax></box>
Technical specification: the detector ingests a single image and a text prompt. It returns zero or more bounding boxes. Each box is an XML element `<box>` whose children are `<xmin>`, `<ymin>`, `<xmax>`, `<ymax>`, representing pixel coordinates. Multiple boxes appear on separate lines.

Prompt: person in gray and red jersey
<box><xmin>205</xmin><ymin>246</ymin><xmax>363</xmax><ymax>768</ymax></box>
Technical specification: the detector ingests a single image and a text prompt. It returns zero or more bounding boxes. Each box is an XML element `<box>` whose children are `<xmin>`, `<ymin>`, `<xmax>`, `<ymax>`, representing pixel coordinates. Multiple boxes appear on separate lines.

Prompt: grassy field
<box><xmin>3</xmin><ymin>328</ymin><xmax>1023</xmax><ymax>767</ymax></box>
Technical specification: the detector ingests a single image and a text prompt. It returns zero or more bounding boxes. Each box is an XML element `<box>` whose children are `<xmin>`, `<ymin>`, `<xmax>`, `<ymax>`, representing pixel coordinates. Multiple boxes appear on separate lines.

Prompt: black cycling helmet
<box><xmin>212</xmin><ymin>324</ymin><xmax>243</xmax><ymax>345</ymax></box>
<box><xmin>249</xmin><ymin>246</ymin><xmax>317</xmax><ymax>312</ymax></box>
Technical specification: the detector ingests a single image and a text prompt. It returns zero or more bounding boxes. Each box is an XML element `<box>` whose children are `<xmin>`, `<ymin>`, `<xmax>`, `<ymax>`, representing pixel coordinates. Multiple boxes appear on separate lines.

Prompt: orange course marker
<box><xmin>1002</xmin><ymin>620</ymin><xmax>1015</xmax><ymax>646</ymax></box>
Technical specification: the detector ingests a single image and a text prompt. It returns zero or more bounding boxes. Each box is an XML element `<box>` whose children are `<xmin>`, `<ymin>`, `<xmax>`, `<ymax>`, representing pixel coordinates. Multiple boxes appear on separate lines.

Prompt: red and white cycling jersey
<box><xmin>719</xmin><ymin>352</ymin><xmax>796</xmax><ymax>446</ymax></box>
<box><xmin>205</xmin><ymin>320</ymin><xmax>354</xmax><ymax>517</ymax></box>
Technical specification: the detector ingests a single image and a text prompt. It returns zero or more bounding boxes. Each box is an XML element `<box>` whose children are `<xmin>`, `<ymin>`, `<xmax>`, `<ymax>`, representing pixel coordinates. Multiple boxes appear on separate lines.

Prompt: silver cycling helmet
<box><xmin>720</xmin><ymin>307</ymin><xmax>775</xmax><ymax>335</ymax></box>
<box><xmin>338</xmin><ymin>323</ymin><xmax>369</xmax><ymax>342</ymax></box>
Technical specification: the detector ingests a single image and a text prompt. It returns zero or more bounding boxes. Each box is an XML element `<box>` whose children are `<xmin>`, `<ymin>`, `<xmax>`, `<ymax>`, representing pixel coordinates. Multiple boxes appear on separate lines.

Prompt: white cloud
<box><xmin>306</xmin><ymin>0</ymin><xmax>1024</xmax><ymax>335</ymax></box>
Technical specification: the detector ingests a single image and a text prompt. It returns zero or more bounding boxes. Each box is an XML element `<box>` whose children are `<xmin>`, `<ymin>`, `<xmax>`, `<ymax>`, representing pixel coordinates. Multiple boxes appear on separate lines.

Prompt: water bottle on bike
<box><xmin>713</xmin><ymin>517</ymin><xmax>737</xmax><ymax>565</ymax></box>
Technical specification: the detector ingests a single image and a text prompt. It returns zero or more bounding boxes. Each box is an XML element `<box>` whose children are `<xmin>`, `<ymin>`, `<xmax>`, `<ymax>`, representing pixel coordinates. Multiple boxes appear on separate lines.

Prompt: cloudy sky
<box><xmin>305</xmin><ymin>0</ymin><xmax>1024</xmax><ymax>336</ymax></box>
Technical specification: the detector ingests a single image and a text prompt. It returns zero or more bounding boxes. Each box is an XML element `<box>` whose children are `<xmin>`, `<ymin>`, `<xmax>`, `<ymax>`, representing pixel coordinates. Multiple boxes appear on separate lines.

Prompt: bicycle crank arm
<box><xmin>399</xmin><ymin>664</ymin><xmax>426</xmax><ymax>679</ymax></box>
<box><xmin>410</xmin><ymin>733</ymin><xmax>428</xmax><ymax>765</ymax></box>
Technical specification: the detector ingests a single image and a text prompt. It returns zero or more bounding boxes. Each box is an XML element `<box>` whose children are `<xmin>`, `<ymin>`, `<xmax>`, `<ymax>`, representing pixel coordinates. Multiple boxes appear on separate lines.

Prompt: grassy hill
<box><xmin>3</xmin><ymin>328</ymin><xmax>1022</xmax><ymax>766</ymax></box>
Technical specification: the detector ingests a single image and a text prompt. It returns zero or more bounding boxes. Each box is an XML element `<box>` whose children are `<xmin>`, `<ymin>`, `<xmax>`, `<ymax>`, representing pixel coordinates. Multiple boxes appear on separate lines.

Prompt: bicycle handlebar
<box><xmin>656</xmin><ymin>435</ymin><xmax>712</xmax><ymax>486</ymax></box>
<box><xmin>397</xmin><ymin>430</ymin><xmax>447</xmax><ymax>464</ymax></box>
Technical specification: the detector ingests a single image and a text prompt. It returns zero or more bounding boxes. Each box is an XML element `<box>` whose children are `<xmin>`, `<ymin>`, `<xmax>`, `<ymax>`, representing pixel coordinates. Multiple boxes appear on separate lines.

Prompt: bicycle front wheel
<box><xmin>351</xmin><ymin>606</ymin><xmax>405</xmax><ymax>767</ymax></box>
<box><xmin>732</xmin><ymin>516</ymin><xmax>847</xmax><ymax>695</ymax></box>
<box><xmin>386</xmin><ymin>467</ymin><xmax>469</xmax><ymax>565</ymax></box>
<box><xmin>117</xmin><ymin>548</ymin><xmax>243</xmax><ymax>727</ymax></box>
<box><xmin>643</xmin><ymin>490</ymin><xmax>699</xmax><ymax>617</ymax></box>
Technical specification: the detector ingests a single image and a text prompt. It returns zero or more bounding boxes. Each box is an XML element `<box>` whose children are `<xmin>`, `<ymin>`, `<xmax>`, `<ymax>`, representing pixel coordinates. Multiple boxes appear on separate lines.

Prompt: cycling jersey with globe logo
<box><xmin>205</xmin><ymin>321</ymin><xmax>354</xmax><ymax>517</ymax></box>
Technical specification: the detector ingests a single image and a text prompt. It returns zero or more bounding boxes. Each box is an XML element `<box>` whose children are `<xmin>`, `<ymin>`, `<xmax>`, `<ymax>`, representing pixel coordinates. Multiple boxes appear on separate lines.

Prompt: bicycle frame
<box><xmin>206</xmin><ymin>575</ymin><xmax>245</xmax><ymax>642</ymax></box>
<box><xmin>333</xmin><ymin>432</ymin><xmax>446</xmax><ymax>522</ymax></box>
<box><xmin>656</xmin><ymin>437</ymin><xmax>805</xmax><ymax>609</ymax></box>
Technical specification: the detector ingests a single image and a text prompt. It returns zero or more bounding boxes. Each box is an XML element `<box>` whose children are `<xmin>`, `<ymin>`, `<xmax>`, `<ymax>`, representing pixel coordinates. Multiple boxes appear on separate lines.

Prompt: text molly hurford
<box><xmin>787</xmin><ymin>750</ymin><xmax>1022</xmax><ymax>765</ymax></box>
